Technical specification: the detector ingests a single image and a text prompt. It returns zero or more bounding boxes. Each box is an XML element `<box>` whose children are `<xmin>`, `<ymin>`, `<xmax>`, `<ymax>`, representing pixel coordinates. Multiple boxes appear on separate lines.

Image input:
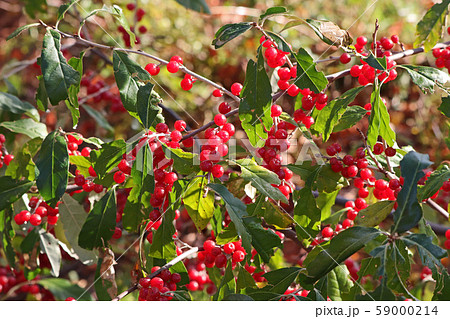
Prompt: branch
<box><xmin>111</xmin><ymin>247</ymin><xmax>199</xmax><ymax>301</ymax></box>
<box><xmin>426</xmin><ymin>198</ymin><xmax>449</xmax><ymax>220</ymax></box>
<box><xmin>38</xmin><ymin>21</ymin><xmax>240</xmax><ymax>103</ymax></box>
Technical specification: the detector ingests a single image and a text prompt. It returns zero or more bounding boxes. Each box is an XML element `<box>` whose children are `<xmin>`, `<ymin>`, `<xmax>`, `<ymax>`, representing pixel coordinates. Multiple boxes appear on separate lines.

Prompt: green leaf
<box><xmin>401</xmin><ymin>233</ymin><xmax>446</xmax><ymax>273</ymax></box>
<box><xmin>247</xmin><ymin>195</ymin><xmax>294</xmax><ymax>228</ymax></box>
<box><xmin>242</xmin><ymin>216</ymin><xmax>282</xmax><ymax>263</ymax></box>
<box><xmin>265</xmin><ymin>31</ymin><xmax>292</xmax><ymax>53</ymax></box>
<box><xmin>41</xmin><ymin>29</ymin><xmax>80</xmax><ymax>105</ymax></box>
<box><xmin>20</xmin><ymin>228</ymin><xmax>40</xmax><ymax>253</ymax></box>
<box><xmin>81</xmin><ymin>104</ymin><xmax>114</xmax><ymax>132</ymax></box>
<box><xmin>355</xmin><ymin>200</ymin><xmax>395</xmax><ymax>227</ymax></box>
<box><xmin>211</xmin><ymin>22</ymin><xmax>252</xmax><ymax>49</ymax></box>
<box><xmin>0</xmin><ymin>92</ymin><xmax>39</xmax><ymax>121</ymax></box>
<box><xmin>263</xmin><ymin>267</ymin><xmax>302</xmax><ymax>294</ymax></box>
<box><xmin>367</xmin><ymin>84</ymin><xmax>396</xmax><ymax>147</ymax></box>
<box><xmin>316</xmin><ymin>189</ymin><xmax>339</xmax><ymax>221</ymax></box>
<box><xmin>137</xmin><ymin>83</ymin><xmax>163</xmax><ymax>129</ymax></box>
<box><xmin>327</xmin><ymin>266</ymin><xmax>353</xmax><ymax>301</ymax></box>
<box><xmin>233</xmin><ymin>158</ymin><xmax>287</xmax><ymax>203</ymax></box>
<box><xmin>293</xmin><ymin>48</ymin><xmax>328</xmax><ymax>93</ymax></box>
<box><xmin>385</xmin><ymin>240</ymin><xmax>412</xmax><ymax>296</ymax></box>
<box><xmin>363</xmin><ymin>53</ymin><xmax>387</xmax><ymax>71</ymax></box>
<box><xmin>123</xmin><ymin>143</ymin><xmax>154</xmax><ymax>232</ymax></box>
<box><xmin>175</xmin><ymin>0</ymin><xmax>210</xmax><ymax>14</ymax></box>
<box><xmin>65</xmin><ymin>50</ymin><xmax>84</xmax><ymax>127</ymax></box>
<box><xmin>161</xmin><ymin>144</ymin><xmax>199</xmax><ymax>175</ymax></box>
<box><xmin>236</xmin><ymin>264</ymin><xmax>257</xmax><ymax>292</ymax></box>
<box><xmin>78</xmin><ymin>188</ymin><xmax>117</xmax><ymax>250</ymax></box>
<box><xmin>438</xmin><ymin>96</ymin><xmax>450</xmax><ymax>117</ymax></box>
<box><xmin>183</xmin><ymin>175</ymin><xmax>215</xmax><ymax>231</ymax></box>
<box><xmin>7</xmin><ymin>23</ymin><xmax>41</xmax><ymax>41</ymax></box>
<box><xmin>259</xmin><ymin>6</ymin><xmax>288</xmax><ymax>24</ymax></box>
<box><xmin>56</xmin><ymin>0</ymin><xmax>79</xmax><ymax>23</ymax></box>
<box><xmin>414</xmin><ymin>0</ymin><xmax>450</xmax><ymax>52</ymax></box>
<box><xmin>37</xmin><ymin>278</ymin><xmax>93</xmax><ymax>301</ymax></box>
<box><xmin>0</xmin><ymin>209</ymin><xmax>15</xmax><ymax>267</ymax></box>
<box><xmin>113</xmin><ymin>51</ymin><xmax>151</xmax><ymax>116</ymax></box>
<box><xmin>5</xmin><ymin>138</ymin><xmax>40</xmax><ymax>181</ymax></box>
<box><xmin>39</xmin><ymin>229</ymin><xmax>61</xmax><ymax>277</ymax></box>
<box><xmin>239</xmin><ymin>49</ymin><xmax>273</xmax><ymax>148</ymax></box>
<box><xmin>0</xmin><ymin>118</ymin><xmax>47</xmax><ymax>139</ymax></box>
<box><xmin>0</xmin><ymin>177</ymin><xmax>33</xmax><ymax>211</ymax></box>
<box><xmin>418</xmin><ymin>165</ymin><xmax>450</xmax><ymax>201</ymax></box>
<box><xmin>288</xmin><ymin>162</ymin><xmax>345</xmax><ymax>193</ymax></box>
<box><xmin>35</xmin><ymin>75</ymin><xmax>49</xmax><ymax>111</ymax></box>
<box><xmin>149</xmin><ymin>208</ymin><xmax>177</xmax><ymax>259</ymax></box>
<box><xmin>294</xmin><ymin>188</ymin><xmax>321</xmax><ymax>244</ymax></box>
<box><xmin>347</xmin><ymin>257</ymin><xmax>380</xmax><ymax>299</ymax></box>
<box><xmin>216</xmin><ymin>223</ymin><xmax>239</xmax><ymax>244</ymax></box>
<box><xmin>35</xmin><ymin>131</ymin><xmax>69</xmax><ymax>207</ymax></box>
<box><xmin>332</xmin><ymin>106</ymin><xmax>367</xmax><ymax>133</ymax></box>
<box><xmin>90</xmin><ymin>139</ymin><xmax>127</xmax><ymax>178</ymax></box>
<box><xmin>398</xmin><ymin>65</ymin><xmax>450</xmax><ymax>93</ymax></box>
<box><xmin>292</xmin><ymin>19</ymin><xmax>353</xmax><ymax>47</ymax></box>
<box><xmin>213</xmin><ymin>261</ymin><xmax>236</xmax><ymax>300</ymax></box>
<box><xmin>312</xmin><ymin>86</ymin><xmax>365</xmax><ymax>141</ymax></box>
<box><xmin>301</xmin><ymin>227</ymin><xmax>382</xmax><ymax>286</ymax></box>
<box><xmin>392</xmin><ymin>151</ymin><xmax>432</xmax><ymax>234</ymax></box>
<box><xmin>59</xmin><ymin>194</ymin><xmax>98</xmax><ymax>265</ymax></box>
<box><xmin>207</xmin><ymin>183</ymin><xmax>252</xmax><ymax>255</ymax></box>
<box><xmin>357</xmin><ymin>281</ymin><xmax>396</xmax><ymax>301</ymax></box>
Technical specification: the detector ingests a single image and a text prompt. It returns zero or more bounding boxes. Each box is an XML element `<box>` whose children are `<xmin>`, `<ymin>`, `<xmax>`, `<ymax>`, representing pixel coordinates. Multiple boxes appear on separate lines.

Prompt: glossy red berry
<box><xmin>174</xmin><ymin>120</ymin><xmax>187</xmax><ymax>132</ymax></box>
<box><xmin>203</xmin><ymin>240</ymin><xmax>216</xmax><ymax>252</ymax></box>
<box><xmin>322</xmin><ymin>226</ymin><xmax>334</xmax><ymax>238</ymax></box>
<box><xmin>30</xmin><ymin>214</ymin><xmax>42</xmax><ymax>226</ymax></box>
<box><xmin>385</xmin><ymin>147</ymin><xmax>396</xmax><ymax>157</ymax></box>
<box><xmin>271</xmin><ymin>104</ymin><xmax>283</xmax><ymax>117</ymax></box>
<box><xmin>164</xmin><ymin>172</ymin><xmax>178</xmax><ymax>184</ymax></box>
<box><xmin>212</xmin><ymin>89</ymin><xmax>223</xmax><ymax>97</ymax></box>
<box><xmin>373</xmin><ymin>142</ymin><xmax>384</xmax><ymax>155</ymax></box>
<box><xmin>166</xmin><ymin>61</ymin><xmax>180</xmax><ymax>73</ymax></box>
<box><xmin>114</xmin><ymin>171</ymin><xmax>126</xmax><ymax>184</ymax></box>
<box><xmin>214</xmin><ymin>114</ymin><xmax>227</xmax><ymax>126</ymax></box>
<box><xmin>218</xmin><ymin>102</ymin><xmax>231</xmax><ymax>114</ymax></box>
<box><xmin>145</xmin><ymin>63</ymin><xmax>160</xmax><ymax>76</ymax></box>
<box><xmin>232</xmin><ymin>250</ymin><xmax>245</xmax><ymax>263</ymax></box>
<box><xmin>230</xmin><ymin>83</ymin><xmax>243</xmax><ymax>96</ymax></box>
<box><xmin>339</xmin><ymin>53</ymin><xmax>351</xmax><ymax>64</ymax></box>
<box><xmin>356</xmin><ymin>36</ymin><xmax>368</xmax><ymax>47</ymax></box>
<box><xmin>212</xmin><ymin>165</ymin><xmax>224</xmax><ymax>178</ymax></box>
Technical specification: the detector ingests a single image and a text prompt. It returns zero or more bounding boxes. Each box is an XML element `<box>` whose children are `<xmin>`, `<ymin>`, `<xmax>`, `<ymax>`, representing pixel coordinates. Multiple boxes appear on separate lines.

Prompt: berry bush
<box><xmin>1</xmin><ymin>0</ymin><xmax>450</xmax><ymax>301</ymax></box>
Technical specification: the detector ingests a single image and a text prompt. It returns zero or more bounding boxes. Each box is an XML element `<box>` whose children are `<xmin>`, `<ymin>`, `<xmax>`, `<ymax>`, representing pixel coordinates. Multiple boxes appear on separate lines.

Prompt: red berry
<box><xmin>118</xmin><ymin>159</ymin><xmax>131</xmax><ymax>175</ymax></box>
<box><xmin>445</xmin><ymin>239</ymin><xmax>450</xmax><ymax>250</ymax></box>
<box><xmin>302</xmin><ymin>116</ymin><xmax>314</xmax><ymax>129</ymax></box>
<box><xmin>230</xmin><ymin>83</ymin><xmax>243</xmax><ymax>96</ymax></box>
<box><xmin>232</xmin><ymin>250</ymin><xmax>245</xmax><ymax>263</ymax></box>
<box><xmin>218</xmin><ymin>102</ymin><xmax>231</xmax><ymax>114</ymax></box>
<box><xmin>385</xmin><ymin>147</ymin><xmax>396</xmax><ymax>157</ymax></box>
<box><xmin>215</xmin><ymin>254</ymin><xmax>227</xmax><ymax>268</ymax></box>
<box><xmin>170</xmin><ymin>55</ymin><xmax>183</xmax><ymax>65</ymax></box>
<box><xmin>35</xmin><ymin>206</ymin><xmax>47</xmax><ymax>217</ymax></box>
<box><xmin>88</xmin><ymin>166</ymin><xmax>97</xmax><ymax>177</ymax></box>
<box><xmin>389</xmin><ymin>179</ymin><xmax>401</xmax><ymax>190</ymax></box>
<box><xmin>180</xmin><ymin>78</ymin><xmax>193</xmax><ymax>91</ymax></box>
<box><xmin>126</xmin><ymin>3</ymin><xmax>136</xmax><ymax>10</ymax></box>
<box><xmin>339</xmin><ymin>53</ymin><xmax>351</xmax><ymax>64</ymax></box>
<box><xmin>166</xmin><ymin>61</ymin><xmax>180</xmax><ymax>73</ymax></box>
<box><xmin>214</xmin><ymin>114</ymin><xmax>227</xmax><ymax>126</ymax></box>
<box><xmin>350</xmin><ymin>65</ymin><xmax>362</xmax><ymax>77</ymax></box>
<box><xmin>223</xmin><ymin>243</ymin><xmax>235</xmax><ymax>254</ymax></box>
<box><xmin>391</xmin><ymin>35</ymin><xmax>399</xmax><ymax>44</ymax></box>
<box><xmin>114</xmin><ymin>171</ymin><xmax>126</xmax><ymax>184</ymax></box>
<box><xmin>139</xmin><ymin>278</ymin><xmax>151</xmax><ymax>288</ymax></box>
<box><xmin>347</xmin><ymin>165</ymin><xmax>358</xmax><ymax>178</ymax></box>
<box><xmin>203</xmin><ymin>240</ymin><xmax>216</xmax><ymax>252</ymax></box>
<box><xmin>342</xmin><ymin>219</ymin><xmax>354</xmax><ymax>229</ymax></box>
<box><xmin>212</xmin><ymin>89</ymin><xmax>223</xmax><ymax>97</ymax></box>
<box><xmin>155</xmin><ymin>123</ymin><xmax>169</xmax><ymax>133</ymax></box>
<box><xmin>171</xmin><ymin>273</ymin><xmax>182</xmax><ymax>283</ymax></box>
<box><xmin>271</xmin><ymin>104</ymin><xmax>282</xmax><ymax>117</ymax></box>
<box><xmin>373</xmin><ymin>143</ymin><xmax>384</xmax><ymax>155</ymax></box>
<box><xmin>112</xmin><ymin>227</ymin><xmax>122</xmax><ymax>239</ymax></box>
<box><xmin>174</xmin><ymin>120</ymin><xmax>187</xmax><ymax>132</ymax></box>
<box><xmin>74</xmin><ymin>174</ymin><xmax>85</xmax><ymax>186</ymax></box>
<box><xmin>356</xmin><ymin>36</ymin><xmax>368</xmax><ymax>47</ymax></box>
<box><xmin>30</xmin><ymin>214</ymin><xmax>42</xmax><ymax>226</ymax></box>
<box><xmin>150</xmin><ymin>277</ymin><xmax>164</xmax><ymax>290</ymax></box>
<box><xmin>145</xmin><ymin>63</ymin><xmax>160</xmax><ymax>76</ymax></box>
<box><xmin>321</xmin><ymin>226</ymin><xmax>334</xmax><ymax>238</ymax></box>
<box><xmin>170</xmin><ymin>130</ymin><xmax>182</xmax><ymax>142</ymax></box>
<box><xmin>212</xmin><ymin>165</ymin><xmax>224</xmax><ymax>178</ymax></box>
<box><xmin>164</xmin><ymin>172</ymin><xmax>178</xmax><ymax>184</ymax></box>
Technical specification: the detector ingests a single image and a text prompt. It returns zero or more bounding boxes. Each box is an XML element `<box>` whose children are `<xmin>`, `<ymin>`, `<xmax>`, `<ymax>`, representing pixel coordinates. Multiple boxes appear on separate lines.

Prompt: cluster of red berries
<box><xmin>14</xmin><ymin>197</ymin><xmax>60</xmax><ymax>226</ymax></box>
<box><xmin>420</xmin><ymin>266</ymin><xmax>432</xmax><ymax>281</ymax></box>
<box><xmin>80</xmin><ymin>74</ymin><xmax>126</xmax><ymax>113</ymax></box>
<box><xmin>117</xmin><ymin>3</ymin><xmax>146</xmax><ymax>46</ymax></box>
<box><xmin>432</xmin><ymin>47</ymin><xmax>450</xmax><ymax>71</ymax></box>
<box><xmin>0</xmin><ymin>134</ymin><xmax>14</xmax><ymax>168</ymax></box>
<box><xmin>254</xmin><ymin>106</ymin><xmax>295</xmax><ymax>200</ymax></box>
<box><xmin>137</xmin><ymin>267</ymin><xmax>181</xmax><ymax>301</ymax></box>
<box><xmin>345</xmin><ymin>35</ymin><xmax>398</xmax><ymax>85</ymax></box>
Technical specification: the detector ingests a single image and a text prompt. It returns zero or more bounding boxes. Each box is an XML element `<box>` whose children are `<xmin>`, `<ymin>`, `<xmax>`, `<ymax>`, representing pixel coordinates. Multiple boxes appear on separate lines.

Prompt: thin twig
<box><xmin>38</xmin><ymin>21</ymin><xmax>240</xmax><ymax>103</ymax></box>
